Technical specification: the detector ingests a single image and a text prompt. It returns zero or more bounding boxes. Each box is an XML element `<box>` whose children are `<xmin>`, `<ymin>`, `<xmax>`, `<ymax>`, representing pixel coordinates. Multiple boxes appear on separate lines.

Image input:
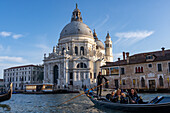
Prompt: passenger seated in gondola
<box><xmin>108</xmin><ymin>90</ymin><xmax>117</xmax><ymax>102</ymax></box>
<box><xmin>83</xmin><ymin>85</ymin><xmax>94</xmax><ymax>98</ymax></box>
<box><xmin>120</xmin><ymin>92</ymin><xmax>128</xmax><ymax>104</ymax></box>
<box><xmin>112</xmin><ymin>89</ymin><xmax>128</xmax><ymax>103</ymax></box>
<box><xmin>128</xmin><ymin>88</ymin><xmax>144</xmax><ymax>104</ymax></box>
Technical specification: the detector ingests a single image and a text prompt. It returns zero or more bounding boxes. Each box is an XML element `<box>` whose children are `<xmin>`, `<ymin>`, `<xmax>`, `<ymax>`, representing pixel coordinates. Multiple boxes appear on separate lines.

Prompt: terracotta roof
<box><xmin>5</xmin><ymin>64</ymin><xmax>42</xmax><ymax>70</ymax></box>
<box><xmin>102</xmin><ymin>49</ymin><xmax>170</xmax><ymax>67</ymax></box>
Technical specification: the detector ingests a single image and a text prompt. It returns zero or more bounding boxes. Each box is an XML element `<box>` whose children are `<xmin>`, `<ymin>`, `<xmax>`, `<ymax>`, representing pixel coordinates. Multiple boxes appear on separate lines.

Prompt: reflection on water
<box><xmin>0</xmin><ymin>93</ymin><xmax>170</xmax><ymax>112</ymax></box>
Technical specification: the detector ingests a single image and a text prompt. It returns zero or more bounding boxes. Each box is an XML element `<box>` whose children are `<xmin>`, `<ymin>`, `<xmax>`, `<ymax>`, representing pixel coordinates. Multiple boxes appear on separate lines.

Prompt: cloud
<box><xmin>0</xmin><ymin>56</ymin><xmax>27</xmax><ymax>63</ymax></box>
<box><xmin>0</xmin><ymin>31</ymin><xmax>12</xmax><ymax>37</ymax></box>
<box><xmin>95</xmin><ymin>15</ymin><xmax>110</xmax><ymax>30</ymax></box>
<box><xmin>0</xmin><ymin>31</ymin><xmax>23</xmax><ymax>39</ymax></box>
<box><xmin>114</xmin><ymin>30</ymin><xmax>154</xmax><ymax>45</ymax></box>
<box><xmin>12</xmin><ymin>34</ymin><xmax>23</xmax><ymax>39</ymax></box>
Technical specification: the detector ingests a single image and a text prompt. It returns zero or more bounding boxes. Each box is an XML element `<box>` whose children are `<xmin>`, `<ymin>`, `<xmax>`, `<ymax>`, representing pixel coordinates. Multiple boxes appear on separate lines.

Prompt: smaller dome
<box><xmin>96</xmin><ymin>40</ymin><xmax>104</xmax><ymax>49</ymax></box>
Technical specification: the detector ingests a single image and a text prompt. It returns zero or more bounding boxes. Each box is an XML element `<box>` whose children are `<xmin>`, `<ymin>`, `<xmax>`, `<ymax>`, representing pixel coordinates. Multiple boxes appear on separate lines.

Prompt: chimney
<box><xmin>126</xmin><ymin>52</ymin><xmax>129</xmax><ymax>58</ymax></box>
<box><xmin>118</xmin><ymin>58</ymin><xmax>120</xmax><ymax>61</ymax></box>
<box><xmin>123</xmin><ymin>52</ymin><xmax>125</xmax><ymax>60</ymax></box>
<box><xmin>161</xmin><ymin>47</ymin><xmax>165</xmax><ymax>56</ymax></box>
<box><xmin>126</xmin><ymin>52</ymin><xmax>130</xmax><ymax>64</ymax></box>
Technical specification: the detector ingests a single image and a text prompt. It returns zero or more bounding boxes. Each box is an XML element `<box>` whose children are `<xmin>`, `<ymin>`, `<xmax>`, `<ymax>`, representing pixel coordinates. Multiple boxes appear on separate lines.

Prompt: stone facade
<box><xmin>43</xmin><ymin>5</ymin><xmax>113</xmax><ymax>90</ymax></box>
<box><xmin>4</xmin><ymin>65</ymin><xmax>43</xmax><ymax>91</ymax></box>
<box><xmin>102</xmin><ymin>48</ymin><xmax>170</xmax><ymax>90</ymax></box>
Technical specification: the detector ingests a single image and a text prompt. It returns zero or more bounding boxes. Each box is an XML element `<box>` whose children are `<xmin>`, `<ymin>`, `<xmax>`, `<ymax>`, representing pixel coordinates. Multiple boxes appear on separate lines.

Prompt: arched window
<box><xmin>53</xmin><ymin>65</ymin><xmax>59</xmax><ymax>84</ymax></box>
<box><xmin>62</xmin><ymin>48</ymin><xmax>65</xmax><ymax>55</ymax></box>
<box><xmin>141</xmin><ymin>77</ymin><xmax>145</xmax><ymax>87</ymax></box>
<box><xmin>77</xmin><ymin>63</ymin><xmax>87</xmax><ymax>68</ymax></box>
<box><xmin>135</xmin><ymin>67</ymin><xmax>138</xmax><ymax>73</ymax></box>
<box><xmin>84</xmin><ymin>63</ymin><xmax>87</xmax><ymax>68</ymax></box>
<box><xmin>80</xmin><ymin>63</ymin><xmax>83</xmax><ymax>68</ymax></box>
<box><xmin>159</xmin><ymin>76</ymin><xmax>164</xmax><ymax>87</ymax></box>
<box><xmin>141</xmin><ymin>67</ymin><xmax>143</xmax><ymax>73</ymax></box>
<box><xmin>77</xmin><ymin>64</ymin><xmax>80</xmax><ymax>68</ymax></box>
<box><xmin>138</xmin><ymin>67</ymin><xmax>140</xmax><ymax>73</ymax></box>
<box><xmin>75</xmin><ymin>46</ymin><xmax>78</xmax><ymax>55</ymax></box>
<box><xmin>80</xmin><ymin>46</ymin><xmax>84</xmax><ymax>55</ymax></box>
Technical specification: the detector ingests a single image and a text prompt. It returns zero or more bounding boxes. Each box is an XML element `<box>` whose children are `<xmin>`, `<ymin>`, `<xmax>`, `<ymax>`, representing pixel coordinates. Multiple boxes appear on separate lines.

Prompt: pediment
<box><xmin>73</xmin><ymin>56</ymin><xmax>90</xmax><ymax>61</ymax></box>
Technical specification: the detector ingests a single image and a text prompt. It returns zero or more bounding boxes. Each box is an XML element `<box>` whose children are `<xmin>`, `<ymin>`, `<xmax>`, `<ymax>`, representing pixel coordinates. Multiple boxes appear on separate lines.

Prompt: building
<box><xmin>43</xmin><ymin>4</ymin><xmax>113</xmax><ymax>90</ymax></box>
<box><xmin>4</xmin><ymin>65</ymin><xmax>43</xmax><ymax>91</ymax></box>
<box><xmin>101</xmin><ymin>47</ymin><xmax>170</xmax><ymax>91</ymax></box>
<box><xmin>0</xmin><ymin>79</ymin><xmax>4</xmax><ymax>93</ymax></box>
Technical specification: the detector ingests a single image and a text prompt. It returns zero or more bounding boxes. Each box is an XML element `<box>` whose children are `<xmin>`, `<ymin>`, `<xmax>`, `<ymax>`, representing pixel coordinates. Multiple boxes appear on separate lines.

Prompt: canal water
<box><xmin>1</xmin><ymin>93</ymin><xmax>170</xmax><ymax>113</ymax></box>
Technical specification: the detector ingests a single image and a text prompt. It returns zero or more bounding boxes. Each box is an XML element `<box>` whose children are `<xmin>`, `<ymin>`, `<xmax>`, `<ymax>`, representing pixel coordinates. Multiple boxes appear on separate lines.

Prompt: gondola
<box><xmin>0</xmin><ymin>83</ymin><xmax>12</xmax><ymax>102</ymax></box>
<box><xmin>87</xmin><ymin>95</ymin><xmax>170</xmax><ymax>112</ymax></box>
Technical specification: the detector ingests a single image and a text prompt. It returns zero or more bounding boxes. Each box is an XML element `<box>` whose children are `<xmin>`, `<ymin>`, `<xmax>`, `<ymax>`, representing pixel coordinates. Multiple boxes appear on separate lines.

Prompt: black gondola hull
<box><xmin>0</xmin><ymin>83</ymin><xmax>12</xmax><ymax>102</ymax></box>
<box><xmin>89</xmin><ymin>97</ymin><xmax>170</xmax><ymax>112</ymax></box>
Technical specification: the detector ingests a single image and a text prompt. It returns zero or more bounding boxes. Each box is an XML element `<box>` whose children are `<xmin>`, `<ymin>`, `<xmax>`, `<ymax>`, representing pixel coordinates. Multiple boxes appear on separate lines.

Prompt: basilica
<box><xmin>43</xmin><ymin>4</ymin><xmax>113</xmax><ymax>90</ymax></box>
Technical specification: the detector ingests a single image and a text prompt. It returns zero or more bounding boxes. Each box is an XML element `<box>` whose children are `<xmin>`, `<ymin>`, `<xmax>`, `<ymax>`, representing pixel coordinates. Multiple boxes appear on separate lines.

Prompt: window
<box><xmin>80</xmin><ymin>63</ymin><xmax>83</xmax><ymax>68</ymax></box>
<box><xmin>122</xmin><ymin>79</ymin><xmax>126</xmax><ymax>85</ymax></box>
<box><xmin>106</xmin><ymin>68</ymin><xmax>109</xmax><ymax>75</ymax></box>
<box><xmin>148</xmin><ymin>64</ymin><xmax>152</xmax><ymax>68</ymax></box>
<box><xmin>62</xmin><ymin>48</ymin><xmax>65</xmax><ymax>55</ymax></box>
<box><xmin>120</xmin><ymin>68</ymin><xmax>125</xmax><ymax>75</ymax></box>
<box><xmin>77</xmin><ymin>64</ymin><xmax>79</xmax><ymax>68</ymax></box>
<box><xmin>146</xmin><ymin>55</ymin><xmax>153</xmax><ymax>59</ymax></box>
<box><xmin>90</xmin><ymin>73</ymin><xmax>92</xmax><ymax>79</ymax></box>
<box><xmin>94</xmin><ymin>73</ymin><xmax>96</xmax><ymax>79</ymax></box>
<box><xmin>141</xmin><ymin>67</ymin><xmax>143</xmax><ymax>73</ymax></box>
<box><xmin>135</xmin><ymin>67</ymin><xmax>144</xmax><ymax>73</ymax></box>
<box><xmin>86</xmin><ymin>73</ymin><xmax>88</xmax><ymax>79</ymax></box>
<box><xmin>159</xmin><ymin>76</ymin><xmax>164</xmax><ymax>87</ymax></box>
<box><xmin>70</xmin><ymin>73</ymin><xmax>73</xmax><ymax>79</ymax></box>
<box><xmin>133</xmin><ymin>79</ymin><xmax>136</xmax><ymax>86</ymax></box>
<box><xmin>84</xmin><ymin>63</ymin><xmax>87</xmax><ymax>68</ymax></box>
<box><xmin>75</xmin><ymin>46</ymin><xmax>78</xmax><ymax>55</ymax></box>
<box><xmin>157</xmin><ymin>64</ymin><xmax>162</xmax><ymax>72</ymax></box>
<box><xmin>106</xmin><ymin>44</ymin><xmax>109</xmax><ymax>47</ymax></box>
<box><xmin>168</xmin><ymin>63</ymin><xmax>170</xmax><ymax>73</ymax></box>
<box><xmin>141</xmin><ymin>77</ymin><xmax>145</xmax><ymax>87</ymax></box>
<box><xmin>77</xmin><ymin>63</ymin><xmax>87</xmax><ymax>68</ymax></box>
<box><xmin>80</xmin><ymin>46</ymin><xmax>84</xmax><ymax>55</ymax></box>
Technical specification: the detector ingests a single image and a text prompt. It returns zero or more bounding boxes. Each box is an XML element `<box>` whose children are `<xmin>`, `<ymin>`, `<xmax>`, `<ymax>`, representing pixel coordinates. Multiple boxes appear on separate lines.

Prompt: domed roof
<box><xmin>60</xmin><ymin>21</ymin><xmax>93</xmax><ymax>38</ymax></box>
<box><xmin>96</xmin><ymin>40</ymin><xmax>104</xmax><ymax>49</ymax></box>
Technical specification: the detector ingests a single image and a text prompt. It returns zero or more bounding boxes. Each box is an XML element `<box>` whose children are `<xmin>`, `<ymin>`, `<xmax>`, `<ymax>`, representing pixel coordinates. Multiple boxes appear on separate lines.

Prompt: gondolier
<box><xmin>97</xmin><ymin>72</ymin><xmax>109</xmax><ymax>97</ymax></box>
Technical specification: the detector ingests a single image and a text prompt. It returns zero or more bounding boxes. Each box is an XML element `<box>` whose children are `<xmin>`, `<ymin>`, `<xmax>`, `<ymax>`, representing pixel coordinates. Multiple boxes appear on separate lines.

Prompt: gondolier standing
<box><xmin>97</xmin><ymin>72</ymin><xmax>109</xmax><ymax>97</ymax></box>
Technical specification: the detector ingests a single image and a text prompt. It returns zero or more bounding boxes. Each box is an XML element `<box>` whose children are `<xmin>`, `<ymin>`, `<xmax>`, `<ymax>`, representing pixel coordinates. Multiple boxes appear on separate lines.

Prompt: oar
<box><xmin>57</xmin><ymin>81</ymin><xmax>109</xmax><ymax>107</ymax></box>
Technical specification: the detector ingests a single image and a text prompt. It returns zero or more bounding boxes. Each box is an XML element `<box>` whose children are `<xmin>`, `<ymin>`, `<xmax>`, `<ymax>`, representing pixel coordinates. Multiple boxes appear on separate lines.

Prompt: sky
<box><xmin>0</xmin><ymin>0</ymin><xmax>170</xmax><ymax>78</ymax></box>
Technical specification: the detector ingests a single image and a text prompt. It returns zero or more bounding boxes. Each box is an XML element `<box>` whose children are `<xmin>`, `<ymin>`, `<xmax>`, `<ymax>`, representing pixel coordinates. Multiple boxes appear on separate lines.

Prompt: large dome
<box><xmin>60</xmin><ymin>21</ymin><xmax>93</xmax><ymax>38</ymax></box>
